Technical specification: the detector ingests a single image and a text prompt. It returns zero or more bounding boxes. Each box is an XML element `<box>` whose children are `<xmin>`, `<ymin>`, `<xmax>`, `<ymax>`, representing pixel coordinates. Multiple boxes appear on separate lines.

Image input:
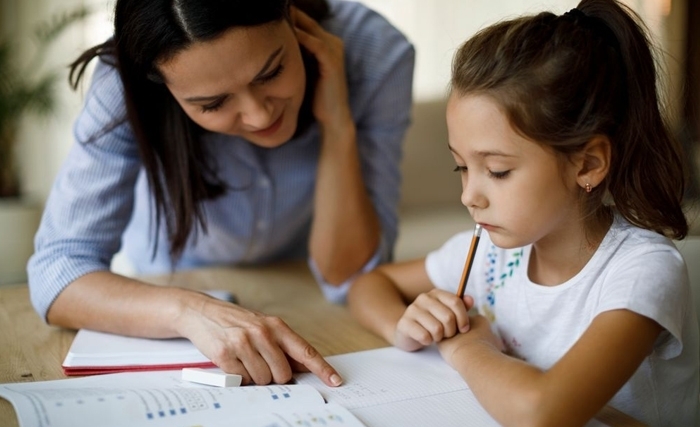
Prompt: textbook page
<box><xmin>295</xmin><ymin>345</ymin><xmax>501</xmax><ymax>426</ymax></box>
<box><xmin>0</xmin><ymin>370</ymin><xmax>365</xmax><ymax>427</ymax></box>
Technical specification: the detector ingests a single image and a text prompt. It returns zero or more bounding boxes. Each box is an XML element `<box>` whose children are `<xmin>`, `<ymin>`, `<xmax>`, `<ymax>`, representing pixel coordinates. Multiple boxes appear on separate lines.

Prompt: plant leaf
<box><xmin>34</xmin><ymin>6</ymin><xmax>92</xmax><ymax>46</ymax></box>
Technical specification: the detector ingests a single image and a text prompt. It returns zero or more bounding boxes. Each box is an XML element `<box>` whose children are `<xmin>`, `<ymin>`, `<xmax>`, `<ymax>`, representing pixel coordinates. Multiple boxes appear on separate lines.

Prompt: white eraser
<box><xmin>182</xmin><ymin>368</ymin><xmax>242</xmax><ymax>387</ymax></box>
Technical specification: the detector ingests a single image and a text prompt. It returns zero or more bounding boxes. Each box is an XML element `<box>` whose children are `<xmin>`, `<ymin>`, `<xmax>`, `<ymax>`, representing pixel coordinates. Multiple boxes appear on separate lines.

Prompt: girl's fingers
<box><xmin>434</xmin><ymin>292</ymin><xmax>470</xmax><ymax>334</ymax></box>
<box><xmin>414</xmin><ymin>309</ymin><xmax>449</xmax><ymax>342</ymax></box>
<box><xmin>413</xmin><ymin>292</ymin><xmax>468</xmax><ymax>338</ymax></box>
<box><xmin>398</xmin><ymin>317</ymin><xmax>433</xmax><ymax>347</ymax></box>
<box><xmin>394</xmin><ymin>325</ymin><xmax>427</xmax><ymax>352</ymax></box>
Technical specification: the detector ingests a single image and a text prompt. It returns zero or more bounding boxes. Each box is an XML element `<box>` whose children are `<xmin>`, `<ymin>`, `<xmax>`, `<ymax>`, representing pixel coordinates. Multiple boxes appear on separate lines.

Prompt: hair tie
<box><xmin>564</xmin><ymin>8</ymin><xmax>588</xmax><ymax>22</ymax></box>
<box><xmin>562</xmin><ymin>7</ymin><xmax>618</xmax><ymax>50</ymax></box>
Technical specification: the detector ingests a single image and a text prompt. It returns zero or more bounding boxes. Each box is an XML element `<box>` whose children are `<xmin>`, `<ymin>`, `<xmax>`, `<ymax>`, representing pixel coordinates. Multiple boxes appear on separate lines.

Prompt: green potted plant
<box><xmin>0</xmin><ymin>6</ymin><xmax>90</xmax><ymax>285</ymax></box>
<box><xmin>0</xmin><ymin>6</ymin><xmax>90</xmax><ymax>198</ymax></box>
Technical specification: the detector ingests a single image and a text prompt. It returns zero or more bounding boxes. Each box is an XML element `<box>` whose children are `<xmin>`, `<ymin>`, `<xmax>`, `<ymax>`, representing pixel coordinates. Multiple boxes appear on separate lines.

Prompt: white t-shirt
<box><xmin>425</xmin><ymin>214</ymin><xmax>700</xmax><ymax>427</ymax></box>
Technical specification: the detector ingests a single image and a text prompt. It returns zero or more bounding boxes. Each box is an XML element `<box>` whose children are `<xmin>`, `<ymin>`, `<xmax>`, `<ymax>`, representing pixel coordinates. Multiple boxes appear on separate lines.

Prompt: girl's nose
<box><xmin>460</xmin><ymin>179</ymin><xmax>488</xmax><ymax>210</ymax></box>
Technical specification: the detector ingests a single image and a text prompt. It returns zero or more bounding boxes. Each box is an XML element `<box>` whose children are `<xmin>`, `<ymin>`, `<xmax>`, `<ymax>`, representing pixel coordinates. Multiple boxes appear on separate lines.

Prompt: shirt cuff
<box><xmin>308</xmin><ymin>246</ymin><xmax>383</xmax><ymax>304</ymax></box>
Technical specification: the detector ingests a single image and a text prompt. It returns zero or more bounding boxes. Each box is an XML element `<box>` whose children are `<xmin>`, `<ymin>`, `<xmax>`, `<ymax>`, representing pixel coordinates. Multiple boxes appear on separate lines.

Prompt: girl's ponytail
<box><xmin>577</xmin><ymin>0</ymin><xmax>688</xmax><ymax>238</ymax></box>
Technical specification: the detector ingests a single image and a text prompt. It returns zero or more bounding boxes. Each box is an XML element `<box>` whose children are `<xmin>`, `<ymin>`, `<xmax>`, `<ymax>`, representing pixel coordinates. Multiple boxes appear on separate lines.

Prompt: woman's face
<box><xmin>158</xmin><ymin>20</ymin><xmax>306</xmax><ymax>148</ymax></box>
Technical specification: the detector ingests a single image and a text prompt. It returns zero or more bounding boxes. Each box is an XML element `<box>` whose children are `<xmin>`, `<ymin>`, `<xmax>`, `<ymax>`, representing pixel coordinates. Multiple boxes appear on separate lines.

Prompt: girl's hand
<box><xmin>176</xmin><ymin>295</ymin><xmax>342</xmax><ymax>387</ymax></box>
<box><xmin>393</xmin><ymin>289</ymin><xmax>474</xmax><ymax>352</ymax></box>
<box><xmin>292</xmin><ymin>7</ymin><xmax>353</xmax><ymax>129</ymax></box>
<box><xmin>437</xmin><ymin>314</ymin><xmax>505</xmax><ymax>367</ymax></box>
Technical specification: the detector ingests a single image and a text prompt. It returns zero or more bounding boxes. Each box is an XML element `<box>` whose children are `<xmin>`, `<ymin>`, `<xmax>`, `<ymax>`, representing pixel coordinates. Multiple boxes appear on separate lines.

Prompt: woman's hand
<box><xmin>393</xmin><ymin>289</ymin><xmax>473</xmax><ymax>352</ymax></box>
<box><xmin>437</xmin><ymin>314</ymin><xmax>505</xmax><ymax>367</ymax></box>
<box><xmin>292</xmin><ymin>7</ymin><xmax>353</xmax><ymax>130</ymax></box>
<box><xmin>176</xmin><ymin>294</ymin><xmax>342</xmax><ymax>387</ymax></box>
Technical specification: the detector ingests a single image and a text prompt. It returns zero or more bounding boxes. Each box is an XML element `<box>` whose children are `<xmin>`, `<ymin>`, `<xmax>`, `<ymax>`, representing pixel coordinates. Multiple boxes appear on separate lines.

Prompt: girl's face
<box><xmin>446</xmin><ymin>94</ymin><xmax>582</xmax><ymax>249</ymax></box>
<box><xmin>158</xmin><ymin>20</ymin><xmax>306</xmax><ymax>148</ymax></box>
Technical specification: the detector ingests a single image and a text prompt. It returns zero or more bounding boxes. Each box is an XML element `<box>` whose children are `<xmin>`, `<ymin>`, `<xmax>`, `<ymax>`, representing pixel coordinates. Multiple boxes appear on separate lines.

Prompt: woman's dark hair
<box><xmin>68</xmin><ymin>0</ymin><xmax>330</xmax><ymax>260</ymax></box>
<box><xmin>451</xmin><ymin>0</ymin><xmax>688</xmax><ymax>239</ymax></box>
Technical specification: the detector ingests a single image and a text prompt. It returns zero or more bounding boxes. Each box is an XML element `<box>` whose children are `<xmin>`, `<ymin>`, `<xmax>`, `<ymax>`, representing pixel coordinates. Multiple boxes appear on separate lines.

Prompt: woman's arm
<box><xmin>49</xmin><ymin>271</ymin><xmax>343</xmax><ymax>388</ymax></box>
<box><xmin>438</xmin><ymin>310</ymin><xmax>662</xmax><ymax>427</ymax></box>
<box><xmin>294</xmin><ymin>9</ymin><xmax>378</xmax><ymax>284</ymax></box>
<box><xmin>309</xmin><ymin>115</ymin><xmax>381</xmax><ymax>285</ymax></box>
<box><xmin>294</xmin><ymin>8</ymin><xmax>414</xmax><ymax>285</ymax></box>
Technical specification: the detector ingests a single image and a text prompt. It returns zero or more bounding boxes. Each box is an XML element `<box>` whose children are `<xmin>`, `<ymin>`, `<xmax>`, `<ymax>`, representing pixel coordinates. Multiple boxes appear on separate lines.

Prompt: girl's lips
<box><xmin>252</xmin><ymin>113</ymin><xmax>283</xmax><ymax>137</ymax></box>
<box><xmin>479</xmin><ymin>223</ymin><xmax>496</xmax><ymax>231</ymax></box>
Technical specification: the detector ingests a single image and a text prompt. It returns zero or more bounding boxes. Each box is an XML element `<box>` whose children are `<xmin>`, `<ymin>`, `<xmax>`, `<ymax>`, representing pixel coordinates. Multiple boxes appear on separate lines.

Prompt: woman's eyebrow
<box><xmin>183</xmin><ymin>46</ymin><xmax>284</xmax><ymax>103</ymax></box>
<box><xmin>251</xmin><ymin>46</ymin><xmax>283</xmax><ymax>81</ymax></box>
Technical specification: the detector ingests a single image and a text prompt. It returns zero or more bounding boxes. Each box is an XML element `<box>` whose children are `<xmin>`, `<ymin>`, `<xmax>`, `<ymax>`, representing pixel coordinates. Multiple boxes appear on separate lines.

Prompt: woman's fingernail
<box><xmin>330</xmin><ymin>374</ymin><xmax>343</xmax><ymax>386</ymax></box>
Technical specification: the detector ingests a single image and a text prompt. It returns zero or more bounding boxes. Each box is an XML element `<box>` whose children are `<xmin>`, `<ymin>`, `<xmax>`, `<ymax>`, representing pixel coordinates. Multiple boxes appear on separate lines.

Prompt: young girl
<box><xmin>28</xmin><ymin>0</ymin><xmax>413</xmax><ymax>387</ymax></box>
<box><xmin>348</xmin><ymin>0</ymin><xmax>699</xmax><ymax>425</ymax></box>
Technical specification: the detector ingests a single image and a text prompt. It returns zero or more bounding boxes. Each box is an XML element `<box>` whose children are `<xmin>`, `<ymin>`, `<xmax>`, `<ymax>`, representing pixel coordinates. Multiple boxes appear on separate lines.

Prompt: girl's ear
<box><xmin>575</xmin><ymin>135</ymin><xmax>611</xmax><ymax>191</ymax></box>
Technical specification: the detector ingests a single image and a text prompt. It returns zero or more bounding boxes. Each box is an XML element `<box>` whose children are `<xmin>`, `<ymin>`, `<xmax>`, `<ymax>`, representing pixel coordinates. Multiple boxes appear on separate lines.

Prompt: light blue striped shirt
<box><xmin>28</xmin><ymin>0</ymin><xmax>414</xmax><ymax>320</ymax></box>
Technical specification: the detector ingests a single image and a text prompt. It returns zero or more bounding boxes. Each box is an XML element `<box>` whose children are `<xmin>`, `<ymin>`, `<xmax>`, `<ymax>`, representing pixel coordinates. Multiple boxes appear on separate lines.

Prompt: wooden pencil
<box><xmin>456</xmin><ymin>223</ymin><xmax>482</xmax><ymax>298</ymax></box>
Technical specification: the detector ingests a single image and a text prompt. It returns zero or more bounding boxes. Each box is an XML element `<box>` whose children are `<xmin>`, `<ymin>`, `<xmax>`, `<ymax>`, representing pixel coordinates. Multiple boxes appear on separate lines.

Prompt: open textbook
<box><xmin>0</xmin><ymin>370</ymin><xmax>361</xmax><ymax>427</ymax></box>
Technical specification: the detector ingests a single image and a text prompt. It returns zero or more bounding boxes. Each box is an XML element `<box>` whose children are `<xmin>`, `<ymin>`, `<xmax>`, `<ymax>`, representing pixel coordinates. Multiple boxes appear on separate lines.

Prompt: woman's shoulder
<box><xmin>323</xmin><ymin>0</ymin><xmax>414</xmax><ymax>78</ymax></box>
<box><xmin>74</xmin><ymin>49</ymin><xmax>131</xmax><ymax>146</ymax></box>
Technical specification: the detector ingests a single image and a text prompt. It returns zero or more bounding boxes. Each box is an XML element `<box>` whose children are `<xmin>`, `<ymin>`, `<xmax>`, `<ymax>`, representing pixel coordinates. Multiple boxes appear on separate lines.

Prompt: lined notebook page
<box><xmin>295</xmin><ymin>346</ymin><xmax>500</xmax><ymax>426</ymax></box>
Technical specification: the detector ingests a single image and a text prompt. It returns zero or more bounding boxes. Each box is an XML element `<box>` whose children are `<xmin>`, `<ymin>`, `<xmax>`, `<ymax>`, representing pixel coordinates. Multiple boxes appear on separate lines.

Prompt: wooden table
<box><xmin>0</xmin><ymin>261</ymin><xmax>645</xmax><ymax>426</ymax></box>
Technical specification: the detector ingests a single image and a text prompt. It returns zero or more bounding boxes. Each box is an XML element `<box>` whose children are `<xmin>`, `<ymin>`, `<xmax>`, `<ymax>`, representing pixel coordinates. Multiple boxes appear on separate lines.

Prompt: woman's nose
<box><xmin>238</xmin><ymin>93</ymin><xmax>273</xmax><ymax>129</ymax></box>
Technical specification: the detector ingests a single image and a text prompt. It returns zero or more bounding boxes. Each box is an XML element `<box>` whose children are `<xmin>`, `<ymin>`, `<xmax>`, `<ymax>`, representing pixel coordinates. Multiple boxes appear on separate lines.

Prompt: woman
<box><xmin>28</xmin><ymin>0</ymin><xmax>414</xmax><ymax>386</ymax></box>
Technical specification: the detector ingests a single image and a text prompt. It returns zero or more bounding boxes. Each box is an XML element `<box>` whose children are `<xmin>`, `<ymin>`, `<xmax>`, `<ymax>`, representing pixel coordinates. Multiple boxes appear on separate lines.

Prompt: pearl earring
<box><xmin>585</xmin><ymin>183</ymin><xmax>592</xmax><ymax>193</ymax></box>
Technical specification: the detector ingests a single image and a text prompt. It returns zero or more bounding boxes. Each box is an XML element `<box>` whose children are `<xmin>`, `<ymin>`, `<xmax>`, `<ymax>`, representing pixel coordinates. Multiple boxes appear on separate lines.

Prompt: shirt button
<box><xmin>259</xmin><ymin>178</ymin><xmax>270</xmax><ymax>188</ymax></box>
<box><xmin>256</xmin><ymin>220</ymin><xmax>267</xmax><ymax>231</ymax></box>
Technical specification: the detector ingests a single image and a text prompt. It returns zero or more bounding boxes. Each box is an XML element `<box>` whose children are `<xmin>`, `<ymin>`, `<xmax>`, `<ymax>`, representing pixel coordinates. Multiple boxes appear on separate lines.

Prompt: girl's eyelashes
<box><xmin>453</xmin><ymin>165</ymin><xmax>511</xmax><ymax>179</ymax></box>
<box><xmin>489</xmin><ymin>170</ymin><xmax>511</xmax><ymax>179</ymax></box>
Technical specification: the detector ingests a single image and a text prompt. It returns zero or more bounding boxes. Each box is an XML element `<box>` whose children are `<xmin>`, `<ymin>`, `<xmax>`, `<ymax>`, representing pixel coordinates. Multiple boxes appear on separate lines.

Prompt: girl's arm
<box><xmin>48</xmin><ymin>271</ymin><xmax>343</xmax><ymax>388</ymax></box>
<box><xmin>438</xmin><ymin>309</ymin><xmax>662</xmax><ymax>427</ymax></box>
<box><xmin>348</xmin><ymin>259</ymin><xmax>432</xmax><ymax>343</ymax></box>
<box><xmin>348</xmin><ymin>259</ymin><xmax>473</xmax><ymax>352</ymax></box>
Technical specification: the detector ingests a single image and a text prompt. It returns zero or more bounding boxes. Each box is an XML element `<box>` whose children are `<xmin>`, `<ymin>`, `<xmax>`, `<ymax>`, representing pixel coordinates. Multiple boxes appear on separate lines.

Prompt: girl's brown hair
<box><xmin>451</xmin><ymin>0</ymin><xmax>688</xmax><ymax>239</ymax></box>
